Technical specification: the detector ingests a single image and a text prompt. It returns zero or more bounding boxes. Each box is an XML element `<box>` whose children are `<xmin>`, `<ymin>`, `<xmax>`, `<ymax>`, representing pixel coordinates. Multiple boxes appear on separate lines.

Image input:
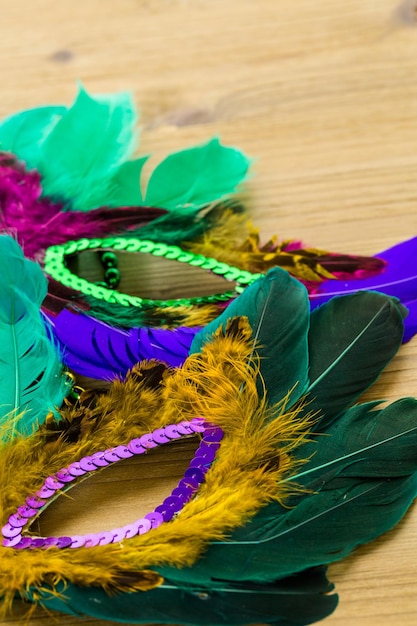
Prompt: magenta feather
<box><xmin>310</xmin><ymin>236</ymin><xmax>417</xmax><ymax>341</ymax></box>
<box><xmin>0</xmin><ymin>154</ymin><xmax>166</xmax><ymax>259</ymax></box>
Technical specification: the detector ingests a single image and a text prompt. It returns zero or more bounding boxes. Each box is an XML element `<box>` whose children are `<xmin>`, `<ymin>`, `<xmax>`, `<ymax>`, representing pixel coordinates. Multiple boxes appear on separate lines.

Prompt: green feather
<box><xmin>0</xmin><ymin>90</ymin><xmax>251</xmax><ymax>215</ymax></box>
<box><xmin>33</xmin><ymin>569</ymin><xmax>337</xmax><ymax>626</ymax></box>
<box><xmin>291</xmin><ymin>399</ymin><xmax>417</xmax><ymax>484</ymax></box>
<box><xmin>305</xmin><ymin>292</ymin><xmax>406</xmax><ymax>427</ymax></box>
<box><xmin>191</xmin><ymin>267</ymin><xmax>310</xmax><ymax>407</ymax></box>
<box><xmin>159</xmin><ymin>398</ymin><xmax>417</xmax><ymax>585</ymax></box>
<box><xmin>0</xmin><ymin>236</ymin><xmax>69</xmax><ymax>436</ymax></box>
<box><xmin>0</xmin><ymin>105</ymin><xmax>65</xmax><ymax>164</ymax></box>
<box><xmin>144</xmin><ymin>138</ymin><xmax>251</xmax><ymax>210</ymax></box>
<box><xmin>107</xmin><ymin>156</ymin><xmax>149</xmax><ymax>206</ymax></box>
<box><xmin>193</xmin><ymin>474</ymin><xmax>417</xmax><ymax>583</ymax></box>
<box><xmin>39</xmin><ymin>86</ymin><xmax>138</xmax><ymax>210</ymax></box>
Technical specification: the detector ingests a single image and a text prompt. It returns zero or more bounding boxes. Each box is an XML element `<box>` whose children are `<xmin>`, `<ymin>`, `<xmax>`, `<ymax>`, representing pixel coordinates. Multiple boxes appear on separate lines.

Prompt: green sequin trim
<box><xmin>43</xmin><ymin>238</ymin><xmax>262</xmax><ymax>309</ymax></box>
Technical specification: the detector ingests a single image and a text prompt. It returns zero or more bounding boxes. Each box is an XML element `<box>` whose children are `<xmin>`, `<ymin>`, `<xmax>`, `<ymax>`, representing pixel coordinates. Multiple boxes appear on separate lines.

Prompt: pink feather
<box><xmin>0</xmin><ymin>153</ymin><xmax>166</xmax><ymax>259</ymax></box>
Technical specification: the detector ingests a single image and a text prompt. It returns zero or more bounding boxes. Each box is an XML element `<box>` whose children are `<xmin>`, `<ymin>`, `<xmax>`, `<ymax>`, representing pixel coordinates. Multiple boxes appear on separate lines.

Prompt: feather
<box><xmin>144</xmin><ymin>138</ymin><xmax>251</xmax><ymax>210</ymax></box>
<box><xmin>310</xmin><ymin>236</ymin><xmax>417</xmax><ymax>341</ymax></box>
<box><xmin>0</xmin><ymin>236</ymin><xmax>69</xmax><ymax>436</ymax></box>
<box><xmin>0</xmin><ymin>105</ymin><xmax>65</xmax><ymax>164</ymax></box>
<box><xmin>303</xmin><ymin>291</ymin><xmax>406</xmax><ymax>428</ymax></box>
<box><xmin>0</xmin><ymin>154</ymin><xmax>167</xmax><ymax>258</ymax></box>
<box><xmin>131</xmin><ymin>200</ymin><xmax>245</xmax><ymax>247</ymax></box>
<box><xmin>191</xmin><ymin>267</ymin><xmax>310</xmax><ymax>407</ymax></box>
<box><xmin>0</xmin><ymin>89</ymin><xmax>251</xmax><ymax>215</ymax></box>
<box><xmin>0</xmin><ymin>87</ymin><xmax>139</xmax><ymax>211</ymax></box>
<box><xmin>34</xmin><ymin>569</ymin><xmax>338</xmax><ymax>626</ymax></box>
<box><xmin>159</xmin><ymin>399</ymin><xmax>417</xmax><ymax>586</ymax></box>
<box><xmin>106</xmin><ymin>156</ymin><xmax>149</xmax><ymax>206</ymax></box>
<box><xmin>74</xmin><ymin>297</ymin><xmax>223</xmax><ymax>329</ymax></box>
<box><xmin>50</xmin><ymin>308</ymin><xmax>199</xmax><ymax>379</ymax></box>
<box><xmin>189</xmin><ymin>216</ymin><xmax>385</xmax><ymax>282</ymax></box>
<box><xmin>37</xmin><ymin>87</ymin><xmax>138</xmax><ymax>210</ymax></box>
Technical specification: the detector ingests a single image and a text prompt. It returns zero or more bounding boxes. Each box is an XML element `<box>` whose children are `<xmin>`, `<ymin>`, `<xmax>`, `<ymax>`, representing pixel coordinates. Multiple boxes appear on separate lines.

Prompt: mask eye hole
<box><xmin>1</xmin><ymin>419</ymin><xmax>223</xmax><ymax>549</ymax></box>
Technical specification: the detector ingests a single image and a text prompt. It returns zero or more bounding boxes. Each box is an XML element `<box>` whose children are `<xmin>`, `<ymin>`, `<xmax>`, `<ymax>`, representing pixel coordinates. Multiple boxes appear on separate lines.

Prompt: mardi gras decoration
<box><xmin>0</xmin><ymin>254</ymin><xmax>416</xmax><ymax>625</ymax></box>
<box><xmin>1</xmin><ymin>87</ymin><xmax>417</xmax><ymax>382</ymax></box>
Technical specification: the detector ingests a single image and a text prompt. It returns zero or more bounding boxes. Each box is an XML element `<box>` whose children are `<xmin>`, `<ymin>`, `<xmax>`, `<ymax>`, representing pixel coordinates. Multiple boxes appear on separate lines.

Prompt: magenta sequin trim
<box><xmin>1</xmin><ymin>418</ymin><xmax>223</xmax><ymax>549</ymax></box>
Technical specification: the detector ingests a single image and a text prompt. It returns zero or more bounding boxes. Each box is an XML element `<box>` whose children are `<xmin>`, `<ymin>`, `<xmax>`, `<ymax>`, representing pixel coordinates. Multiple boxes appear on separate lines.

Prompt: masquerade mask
<box><xmin>0</xmin><ymin>88</ymin><xmax>416</xmax><ymax>625</ymax></box>
<box><xmin>0</xmin><ymin>251</ymin><xmax>416</xmax><ymax>626</ymax></box>
<box><xmin>1</xmin><ymin>87</ymin><xmax>417</xmax><ymax>386</ymax></box>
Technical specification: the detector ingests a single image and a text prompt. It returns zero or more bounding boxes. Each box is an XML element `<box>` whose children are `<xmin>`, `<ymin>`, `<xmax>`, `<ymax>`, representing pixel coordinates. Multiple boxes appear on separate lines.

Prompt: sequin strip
<box><xmin>43</xmin><ymin>237</ymin><xmax>261</xmax><ymax>308</ymax></box>
<box><xmin>1</xmin><ymin>418</ymin><xmax>224</xmax><ymax>550</ymax></box>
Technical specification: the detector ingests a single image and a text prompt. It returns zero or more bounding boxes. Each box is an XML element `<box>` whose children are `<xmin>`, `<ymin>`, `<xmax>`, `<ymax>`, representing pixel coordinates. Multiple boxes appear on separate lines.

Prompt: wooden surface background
<box><xmin>1</xmin><ymin>0</ymin><xmax>417</xmax><ymax>624</ymax></box>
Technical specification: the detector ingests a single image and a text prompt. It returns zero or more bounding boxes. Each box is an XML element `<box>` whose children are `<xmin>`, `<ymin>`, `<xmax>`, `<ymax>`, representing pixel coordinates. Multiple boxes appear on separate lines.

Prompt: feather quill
<box><xmin>0</xmin><ymin>236</ymin><xmax>69</xmax><ymax>436</ymax></box>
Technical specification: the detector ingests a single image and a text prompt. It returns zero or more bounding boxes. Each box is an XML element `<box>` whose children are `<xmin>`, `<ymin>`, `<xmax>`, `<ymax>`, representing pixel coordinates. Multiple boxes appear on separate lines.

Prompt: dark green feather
<box><xmin>191</xmin><ymin>267</ymin><xmax>311</xmax><ymax>407</ymax></box>
<box><xmin>33</xmin><ymin>568</ymin><xmax>337</xmax><ymax>626</ymax></box>
<box><xmin>159</xmin><ymin>474</ymin><xmax>417</xmax><ymax>586</ymax></box>
<box><xmin>158</xmin><ymin>398</ymin><xmax>417</xmax><ymax>585</ymax></box>
<box><xmin>305</xmin><ymin>292</ymin><xmax>406</xmax><ymax>428</ymax></box>
<box><xmin>291</xmin><ymin>398</ymin><xmax>417</xmax><ymax>485</ymax></box>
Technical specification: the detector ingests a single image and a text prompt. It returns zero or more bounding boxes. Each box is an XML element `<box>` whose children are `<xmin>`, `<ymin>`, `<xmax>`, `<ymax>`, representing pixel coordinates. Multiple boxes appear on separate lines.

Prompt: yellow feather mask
<box><xmin>0</xmin><ymin>316</ymin><xmax>314</xmax><ymax>615</ymax></box>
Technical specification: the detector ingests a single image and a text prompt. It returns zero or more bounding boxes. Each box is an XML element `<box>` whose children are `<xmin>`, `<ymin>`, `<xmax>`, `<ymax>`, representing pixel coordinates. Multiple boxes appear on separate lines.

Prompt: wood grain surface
<box><xmin>1</xmin><ymin>0</ymin><xmax>417</xmax><ymax>624</ymax></box>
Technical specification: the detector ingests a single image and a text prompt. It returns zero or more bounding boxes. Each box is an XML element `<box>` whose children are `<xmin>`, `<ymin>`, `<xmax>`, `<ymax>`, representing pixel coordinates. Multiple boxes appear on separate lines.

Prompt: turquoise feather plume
<box><xmin>0</xmin><ymin>236</ymin><xmax>69</xmax><ymax>436</ymax></box>
<box><xmin>0</xmin><ymin>87</ymin><xmax>251</xmax><ymax>213</ymax></box>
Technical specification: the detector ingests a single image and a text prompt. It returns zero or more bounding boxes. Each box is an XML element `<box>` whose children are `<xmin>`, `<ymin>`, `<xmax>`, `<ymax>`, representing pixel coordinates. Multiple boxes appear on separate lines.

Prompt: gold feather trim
<box><xmin>0</xmin><ymin>317</ymin><xmax>315</xmax><ymax>615</ymax></box>
<box><xmin>187</xmin><ymin>210</ymin><xmax>335</xmax><ymax>281</ymax></box>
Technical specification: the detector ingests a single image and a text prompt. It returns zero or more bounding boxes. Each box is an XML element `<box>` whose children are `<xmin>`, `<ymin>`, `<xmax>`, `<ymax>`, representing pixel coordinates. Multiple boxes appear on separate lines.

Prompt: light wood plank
<box><xmin>1</xmin><ymin>1</ymin><xmax>416</xmax><ymax>624</ymax></box>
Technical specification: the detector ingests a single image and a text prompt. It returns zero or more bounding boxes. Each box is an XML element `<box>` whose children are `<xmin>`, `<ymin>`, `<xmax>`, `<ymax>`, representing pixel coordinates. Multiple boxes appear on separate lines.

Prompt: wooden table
<box><xmin>1</xmin><ymin>1</ymin><xmax>417</xmax><ymax>624</ymax></box>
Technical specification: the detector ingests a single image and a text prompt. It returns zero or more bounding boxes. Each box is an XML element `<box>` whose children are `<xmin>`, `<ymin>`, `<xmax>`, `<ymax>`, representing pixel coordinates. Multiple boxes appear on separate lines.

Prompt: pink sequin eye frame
<box><xmin>2</xmin><ymin>418</ymin><xmax>224</xmax><ymax>549</ymax></box>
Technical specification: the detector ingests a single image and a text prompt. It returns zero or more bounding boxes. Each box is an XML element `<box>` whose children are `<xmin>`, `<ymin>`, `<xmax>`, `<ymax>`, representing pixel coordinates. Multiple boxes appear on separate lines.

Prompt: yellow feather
<box><xmin>0</xmin><ymin>318</ymin><xmax>315</xmax><ymax>616</ymax></box>
<box><xmin>188</xmin><ymin>210</ymin><xmax>335</xmax><ymax>281</ymax></box>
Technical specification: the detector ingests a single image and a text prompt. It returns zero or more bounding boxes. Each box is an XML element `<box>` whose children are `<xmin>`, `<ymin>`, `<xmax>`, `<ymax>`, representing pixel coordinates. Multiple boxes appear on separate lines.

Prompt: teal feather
<box><xmin>0</xmin><ymin>105</ymin><xmax>65</xmax><ymax>165</ymax></box>
<box><xmin>107</xmin><ymin>156</ymin><xmax>149</xmax><ymax>206</ymax></box>
<box><xmin>0</xmin><ymin>90</ymin><xmax>251</xmax><ymax>215</ymax></box>
<box><xmin>34</xmin><ymin>568</ymin><xmax>337</xmax><ymax>626</ymax></box>
<box><xmin>158</xmin><ymin>398</ymin><xmax>417</xmax><ymax>585</ymax></box>
<box><xmin>39</xmin><ymin>87</ymin><xmax>138</xmax><ymax>210</ymax></box>
<box><xmin>304</xmin><ymin>292</ymin><xmax>406</xmax><ymax>428</ymax></box>
<box><xmin>144</xmin><ymin>138</ymin><xmax>251</xmax><ymax>210</ymax></box>
<box><xmin>0</xmin><ymin>236</ymin><xmax>69</xmax><ymax>436</ymax></box>
<box><xmin>191</xmin><ymin>267</ymin><xmax>310</xmax><ymax>407</ymax></box>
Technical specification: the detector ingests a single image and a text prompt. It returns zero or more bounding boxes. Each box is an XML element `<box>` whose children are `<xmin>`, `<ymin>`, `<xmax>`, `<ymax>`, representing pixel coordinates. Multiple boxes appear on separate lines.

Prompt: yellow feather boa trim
<box><xmin>0</xmin><ymin>317</ymin><xmax>314</xmax><ymax>613</ymax></box>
